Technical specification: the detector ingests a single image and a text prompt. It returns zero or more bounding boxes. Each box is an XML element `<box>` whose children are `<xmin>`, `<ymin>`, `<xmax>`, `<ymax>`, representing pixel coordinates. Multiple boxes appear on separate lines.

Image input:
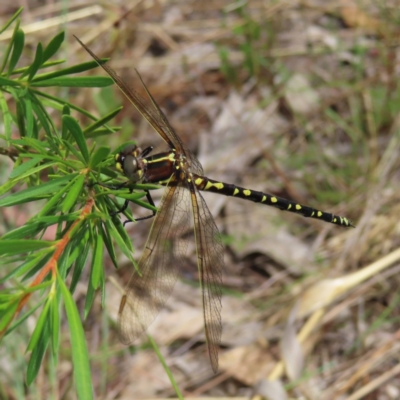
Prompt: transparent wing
<box><xmin>190</xmin><ymin>186</ymin><xmax>223</xmax><ymax>373</ymax></box>
<box><xmin>75</xmin><ymin>36</ymin><xmax>203</xmax><ymax>175</ymax></box>
<box><xmin>118</xmin><ymin>180</ymin><xmax>192</xmax><ymax>343</ymax></box>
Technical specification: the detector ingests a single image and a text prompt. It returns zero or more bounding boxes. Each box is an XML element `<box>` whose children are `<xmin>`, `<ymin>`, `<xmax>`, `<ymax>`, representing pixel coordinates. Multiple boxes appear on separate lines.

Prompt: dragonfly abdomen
<box><xmin>193</xmin><ymin>175</ymin><xmax>353</xmax><ymax>228</ymax></box>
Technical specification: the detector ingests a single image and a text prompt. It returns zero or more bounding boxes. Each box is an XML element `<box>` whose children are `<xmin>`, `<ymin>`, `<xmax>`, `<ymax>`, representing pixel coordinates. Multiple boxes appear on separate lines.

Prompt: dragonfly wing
<box><xmin>75</xmin><ymin>37</ymin><xmax>204</xmax><ymax>176</ymax></box>
<box><xmin>118</xmin><ymin>181</ymin><xmax>192</xmax><ymax>344</ymax></box>
<box><xmin>133</xmin><ymin>70</ymin><xmax>204</xmax><ymax>176</ymax></box>
<box><xmin>190</xmin><ymin>187</ymin><xmax>224</xmax><ymax>373</ymax></box>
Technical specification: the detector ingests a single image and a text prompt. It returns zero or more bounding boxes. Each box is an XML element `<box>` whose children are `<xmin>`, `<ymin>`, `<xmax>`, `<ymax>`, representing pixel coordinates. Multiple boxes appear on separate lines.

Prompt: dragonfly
<box><xmin>75</xmin><ymin>36</ymin><xmax>354</xmax><ymax>373</ymax></box>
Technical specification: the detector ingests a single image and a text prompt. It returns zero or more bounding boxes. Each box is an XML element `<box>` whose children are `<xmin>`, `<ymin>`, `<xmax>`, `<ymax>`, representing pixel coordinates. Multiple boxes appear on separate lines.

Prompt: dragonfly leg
<box><xmin>90</xmin><ymin>181</ymin><xmax>132</xmax><ymax>216</ymax></box>
<box><xmin>122</xmin><ymin>190</ymin><xmax>157</xmax><ymax>226</ymax></box>
<box><xmin>110</xmin><ymin>191</ymin><xmax>132</xmax><ymax>217</ymax></box>
<box><xmin>90</xmin><ymin>181</ymin><xmax>128</xmax><ymax>190</ymax></box>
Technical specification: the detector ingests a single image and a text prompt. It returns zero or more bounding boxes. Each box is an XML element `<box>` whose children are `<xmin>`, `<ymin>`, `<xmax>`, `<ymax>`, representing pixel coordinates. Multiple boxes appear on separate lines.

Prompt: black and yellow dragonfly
<box><xmin>75</xmin><ymin>37</ymin><xmax>354</xmax><ymax>373</ymax></box>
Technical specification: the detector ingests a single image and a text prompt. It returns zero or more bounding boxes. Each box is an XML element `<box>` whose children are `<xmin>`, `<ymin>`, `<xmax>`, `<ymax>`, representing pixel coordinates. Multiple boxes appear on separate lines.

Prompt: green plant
<box><xmin>218</xmin><ymin>0</ymin><xmax>275</xmax><ymax>83</ymax></box>
<box><xmin>0</xmin><ymin>9</ymin><xmax>159</xmax><ymax>399</ymax></box>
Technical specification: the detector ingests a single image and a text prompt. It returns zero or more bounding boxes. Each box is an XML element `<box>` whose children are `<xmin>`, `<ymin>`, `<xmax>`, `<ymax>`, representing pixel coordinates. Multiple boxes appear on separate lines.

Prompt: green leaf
<box><xmin>27</xmin><ymin>42</ymin><xmax>44</xmax><ymax>81</ymax></box>
<box><xmin>2</xmin><ymin>214</ymin><xmax>78</xmax><ymax>240</ymax></box>
<box><xmin>0</xmin><ymin>179</ymin><xmax>20</xmax><ymax>197</ymax></box>
<box><xmin>105</xmin><ymin>220</ymin><xmax>135</xmax><ymax>264</ymax></box>
<box><xmin>62</xmin><ymin>139</ymin><xmax>86</xmax><ymax>164</ymax></box>
<box><xmin>12</xmin><ymin>59</ymin><xmax>65</xmax><ymax>75</ymax></box>
<box><xmin>3</xmin><ymin>221</ymin><xmax>51</xmax><ymax>240</ymax></box>
<box><xmin>30</xmin><ymin>76</ymin><xmax>113</xmax><ymax>88</ymax></box>
<box><xmin>85</xmin><ymin>127</ymin><xmax>120</xmax><ymax>139</ymax></box>
<box><xmin>83</xmin><ymin>107</ymin><xmax>122</xmax><ymax>135</ymax></box>
<box><xmin>15</xmin><ymin>97</ymin><xmax>26</xmax><ymax>137</ymax></box>
<box><xmin>90</xmin><ymin>146</ymin><xmax>110</xmax><ymax>168</ymax></box>
<box><xmin>0</xmin><ymin>299</ymin><xmax>18</xmax><ymax>331</ymax></box>
<box><xmin>0</xmin><ymin>76</ymin><xmax>21</xmax><ymax>86</ymax></box>
<box><xmin>37</xmin><ymin>174</ymin><xmax>80</xmax><ymax>217</ymax></box>
<box><xmin>25</xmin><ymin>94</ymin><xmax>34</xmax><ymax>137</ymax></box>
<box><xmin>70</xmin><ymin>234</ymin><xmax>90</xmax><ymax>293</ymax></box>
<box><xmin>0</xmin><ymin>174</ymin><xmax>75</xmax><ymax>207</ymax></box>
<box><xmin>22</xmin><ymin>254</ymin><xmax>52</xmax><ymax>282</ymax></box>
<box><xmin>91</xmin><ymin>232</ymin><xmax>103</xmax><ymax>290</ymax></box>
<box><xmin>50</xmin><ymin>295</ymin><xmax>60</xmax><ymax>356</ymax></box>
<box><xmin>9</xmin><ymin>157</ymin><xmax>44</xmax><ymax>179</ymax></box>
<box><xmin>58</xmin><ymin>273</ymin><xmax>94</xmax><ymax>400</ymax></box>
<box><xmin>8</xmin><ymin>28</ymin><xmax>24</xmax><ymax>75</ymax></box>
<box><xmin>26</xmin><ymin>319</ymin><xmax>50</xmax><ymax>385</ymax></box>
<box><xmin>32</xmin><ymin>59</ymin><xmax>110</xmax><ymax>82</ymax></box>
<box><xmin>0</xmin><ymin>7</ymin><xmax>23</xmax><ymax>34</ymax></box>
<box><xmin>42</xmin><ymin>31</ymin><xmax>65</xmax><ymax>63</ymax></box>
<box><xmin>0</xmin><ymin>91</ymin><xmax>13</xmax><ymax>140</ymax></box>
<box><xmin>0</xmin><ymin>240</ymin><xmax>54</xmax><ymax>255</ymax></box>
<box><xmin>61</xmin><ymin>174</ymin><xmax>85</xmax><ymax>213</ymax></box>
<box><xmin>84</xmin><ymin>276</ymin><xmax>96</xmax><ymax>320</ymax></box>
<box><xmin>10</xmin><ymin>161</ymin><xmax>53</xmax><ymax>182</ymax></box>
<box><xmin>26</xmin><ymin>297</ymin><xmax>52</xmax><ymax>352</ymax></box>
<box><xmin>6</xmin><ymin>297</ymin><xmax>46</xmax><ymax>335</ymax></box>
<box><xmin>30</xmin><ymin>92</ymin><xmax>58</xmax><ymax>141</ymax></box>
<box><xmin>0</xmin><ymin>19</ymin><xmax>19</xmax><ymax>74</ymax></box>
<box><xmin>100</xmin><ymin>224</ymin><xmax>118</xmax><ymax>269</ymax></box>
<box><xmin>0</xmin><ymin>253</ymin><xmax>46</xmax><ymax>284</ymax></box>
<box><xmin>62</xmin><ymin>104</ymin><xmax>70</xmax><ymax>138</ymax></box>
<box><xmin>11</xmin><ymin>137</ymin><xmax>48</xmax><ymax>152</ymax></box>
<box><xmin>62</xmin><ymin>104</ymin><xmax>70</xmax><ymax>115</ymax></box>
<box><xmin>62</xmin><ymin>115</ymin><xmax>89</xmax><ymax>163</ymax></box>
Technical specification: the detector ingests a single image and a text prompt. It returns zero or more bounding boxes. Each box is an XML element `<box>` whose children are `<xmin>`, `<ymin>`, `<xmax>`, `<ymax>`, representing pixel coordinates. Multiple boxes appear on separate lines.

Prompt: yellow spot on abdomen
<box><xmin>261</xmin><ymin>195</ymin><xmax>266</xmax><ymax>202</ymax></box>
<box><xmin>195</xmin><ymin>177</ymin><xmax>203</xmax><ymax>186</ymax></box>
<box><xmin>243</xmin><ymin>189</ymin><xmax>251</xmax><ymax>196</ymax></box>
<box><xmin>271</xmin><ymin>197</ymin><xmax>277</xmax><ymax>203</ymax></box>
<box><xmin>317</xmin><ymin>211</ymin><xmax>322</xmax><ymax>217</ymax></box>
<box><xmin>295</xmin><ymin>204</ymin><xmax>302</xmax><ymax>210</ymax></box>
<box><xmin>287</xmin><ymin>204</ymin><xmax>292</xmax><ymax>210</ymax></box>
<box><xmin>233</xmin><ymin>188</ymin><xmax>239</xmax><ymax>196</ymax></box>
<box><xmin>205</xmin><ymin>181</ymin><xmax>224</xmax><ymax>190</ymax></box>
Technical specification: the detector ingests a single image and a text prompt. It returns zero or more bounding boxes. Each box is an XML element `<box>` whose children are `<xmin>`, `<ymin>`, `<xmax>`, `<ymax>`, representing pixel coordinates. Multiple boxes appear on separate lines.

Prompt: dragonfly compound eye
<box><xmin>122</xmin><ymin>155</ymin><xmax>140</xmax><ymax>181</ymax></box>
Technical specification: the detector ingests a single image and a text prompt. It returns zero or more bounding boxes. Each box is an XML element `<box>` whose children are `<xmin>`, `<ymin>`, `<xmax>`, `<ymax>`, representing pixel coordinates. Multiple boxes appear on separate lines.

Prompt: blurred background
<box><xmin>1</xmin><ymin>0</ymin><xmax>400</xmax><ymax>399</ymax></box>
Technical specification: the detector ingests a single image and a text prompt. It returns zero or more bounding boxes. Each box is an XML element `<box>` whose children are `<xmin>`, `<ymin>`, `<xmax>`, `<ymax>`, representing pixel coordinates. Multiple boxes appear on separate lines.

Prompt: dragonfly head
<box><xmin>115</xmin><ymin>144</ymin><xmax>145</xmax><ymax>182</ymax></box>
